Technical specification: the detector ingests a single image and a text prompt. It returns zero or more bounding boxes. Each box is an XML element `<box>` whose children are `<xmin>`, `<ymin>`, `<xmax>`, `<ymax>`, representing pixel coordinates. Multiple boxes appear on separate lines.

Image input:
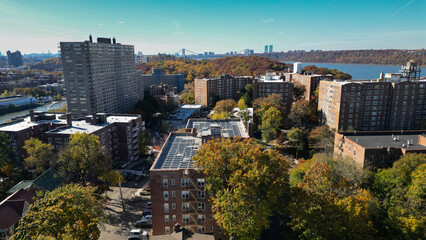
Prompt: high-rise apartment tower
<box><xmin>60</xmin><ymin>36</ymin><xmax>139</xmax><ymax>117</ymax></box>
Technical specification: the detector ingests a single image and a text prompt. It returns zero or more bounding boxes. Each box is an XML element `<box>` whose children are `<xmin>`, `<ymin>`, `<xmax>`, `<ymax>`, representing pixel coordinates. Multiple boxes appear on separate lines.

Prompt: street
<box><xmin>99</xmin><ymin>177</ymin><xmax>151</xmax><ymax>240</ymax></box>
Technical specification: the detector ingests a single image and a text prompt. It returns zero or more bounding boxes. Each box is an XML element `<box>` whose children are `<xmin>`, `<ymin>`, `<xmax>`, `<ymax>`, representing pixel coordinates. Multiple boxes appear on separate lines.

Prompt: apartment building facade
<box><xmin>0</xmin><ymin>111</ymin><xmax>144</xmax><ymax>166</ymax></box>
<box><xmin>318</xmin><ymin>79</ymin><xmax>426</xmax><ymax>131</ymax></box>
<box><xmin>194</xmin><ymin>75</ymin><xmax>252</xmax><ymax>106</ymax></box>
<box><xmin>334</xmin><ymin>131</ymin><xmax>426</xmax><ymax>168</ymax></box>
<box><xmin>252</xmin><ymin>73</ymin><xmax>293</xmax><ymax>110</ymax></box>
<box><xmin>60</xmin><ymin>36</ymin><xmax>139</xmax><ymax>117</ymax></box>
<box><xmin>284</xmin><ymin>73</ymin><xmax>332</xmax><ymax>101</ymax></box>
<box><xmin>139</xmin><ymin>68</ymin><xmax>185</xmax><ymax>94</ymax></box>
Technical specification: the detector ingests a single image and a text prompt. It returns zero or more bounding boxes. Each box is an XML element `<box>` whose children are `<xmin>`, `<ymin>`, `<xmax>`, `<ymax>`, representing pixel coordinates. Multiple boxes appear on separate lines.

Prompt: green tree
<box><xmin>371</xmin><ymin>153</ymin><xmax>426</xmax><ymax>239</ymax></box>
<box><xmin>193</xmin><ymin>138</ymin><xmax>290</xmax><ymax>240</ymax></box>
<box><xmin>309</xmin><ymin>126</ymin><xmax>335</xmax><ymax>152</ymax></box>
<box><xmin>287</xmin><ymin>127</ymin><xmax>309</xmax><ymax>158</ymax></box>
<box><xmin>208</xmin><ymin>94</ymin><xmax>221</xmax><ymax>108</ymax></box>
<box><xmin>58</xmin><ymin>133</ymin><xmax>110</xmax><ymax>184</ymax></box>
<box><xmin>259</xmin><ymin>106</ymin><xmax>283</xmax><ymax>142</ymax></box>
<box><xmin>23</xmin><ymin>138</ymin><xmax>55</xmax><ymax>174</ymax></box>
<box><xmin>0</xmin><ymin>132</ymin><xmax>20</xmax><ymax>200</ymax></box>
<box><xmin>293</xmin><ymin>83</ymin><xmax>306</xmax><ymax>101</ymax></box>
<box><xmin>11</xmin><ymin>184</ymin><xmax>106</xmax><ymax>240</ymax></box>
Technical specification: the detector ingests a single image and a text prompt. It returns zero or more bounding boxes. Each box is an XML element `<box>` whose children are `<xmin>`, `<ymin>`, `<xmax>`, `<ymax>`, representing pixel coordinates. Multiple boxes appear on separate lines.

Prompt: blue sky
<box><xmin>0</xmin><ymin>0</ymin><xmax>425</xmax><ymax>54</ymax></box>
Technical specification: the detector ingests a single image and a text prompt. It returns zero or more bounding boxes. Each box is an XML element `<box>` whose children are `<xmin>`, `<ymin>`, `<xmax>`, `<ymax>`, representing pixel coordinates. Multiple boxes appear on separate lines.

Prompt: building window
<box><xmin>182</xmin><ymin>215</ymin><xmax>190</xmax><ymax>223</ymax></box>
<box><xmin>171</xmin><ymin>179</ymin><xmax>175</xmax><ymax>185</ymax></box>
<box><xmin>165</xmin><ymin>215</ymin><xmax>169</xmax><ymax>223</ymax></box>
<box><xmin>163</xmin><ymin>179</ymin><xmax>168</xmax><ymax>188</ymax></box>
<box><xmin>198</xmin><ymin>214</ymin><xmax>205</xmax><ymax>223</ymax></box>
<box><xmin>182</xmin><ymin>203</ymin><xmax>190</xmax><ymax>211</ymax></box>
<box><xmin>210</xmin><ymin>226</ymin><xmax>213</xmax><ymax>233</ymax></box>
<box><xmin>381</xmin><ymin>155</ymin><xmax>385</xmax><ymax>162</ymax></box>
<box><xmin>165</xmin><ymin>226</ymin><xmax>170</xmax><ymax>234</ymax></box>
<box><xmin>172</xmin><ymin>191</ymin><xmax>176</xmax><ymax>198</ymax></box>
<box><xmin>181</xmin><ymin>179</ymin><xmax>189</xmax><ymax>187</ymax></box>
<box><xmin>172</xmin><ymin>215</ymin><xmax>176</xmax><ymax>221</ymax></box>
<box><xmin>197</xmin><ymin>191</ymin><xmax>205</xmax><ymax>199</ymax></box>
<box><xmin>197</xmin><ymin>178</ymin><xmax>205</xmax><ymax>188</ymax></box>
<box><xmin>164</xmin><ymin>191</ymin><xmax>169</xmax><ymax>201</ymax></box>
<box><xmin>198</xmin><ymin>226</ymin><xmax>205</xmax><ymax>233</ymax></box>
<box><xmin>164</xmin><ymin>203</ymin><xmax>169</xmax><ymax>213</ymax></box>
<box><xmin>172</xmin><ymin>203</ymin><xmax>176</xmax><ymax>209</ymax></box>
<box><xmin>210</xmin><ymin>214</ymin><xmax>213</xmax><ymax>220</ymax></box>
<box><xmin>182</xmin><ymin>191</ymin><xmax>189</xmax><ymax>199</ymax></box>
<box><xmin>198</xmin><ymin>203</ymin><xmax>205</xmax><ymax>211</ymax></box>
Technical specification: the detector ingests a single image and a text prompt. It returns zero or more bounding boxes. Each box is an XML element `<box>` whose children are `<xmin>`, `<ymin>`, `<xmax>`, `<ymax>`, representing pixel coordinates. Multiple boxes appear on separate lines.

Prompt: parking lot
<box><xmin>99</xmin><ymin>176</ymin><xmax>151</xmax><ymax>240</ymax></box>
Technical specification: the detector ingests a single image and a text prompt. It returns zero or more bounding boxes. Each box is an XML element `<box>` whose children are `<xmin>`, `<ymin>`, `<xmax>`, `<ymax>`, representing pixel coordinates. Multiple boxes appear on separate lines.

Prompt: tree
<box><xmin>193</xmin><ymin>138</ymin><xmax>290</xmax><ymax>240</ymax></box>
<box><xmin>58</xmin><ymin>133</ymin><xmax>110</xmax><ymax>184</ymax></box>
<box><xmin>371</xmin><ymin>153</ymin><xmax>426</xmax><ymax>239</ymax></box>
<box><xmin>237</xmin><ymin>99</ymin><xmax>252</xmax><ymax>125</ymax></box>
<box><xmin>288</xmin><ymin>99</ymin><xmax>317</xmax><ymax>128</ymax></box>
<box><xmin>212</xmin><ymin>99</ymin><xmax>236</xmax><ymax>119</ymax></box>
<box><xmin>240</xmin><ymin>84</ymin><xmax>253</xmax><ymax>107</ymax></box>
<box><xmin>139</xmin><ymin>131</ymin><xmax>152</xmax><ymax>155</ymax></box>
<box><xmin>208</xmin><ymin>94</ymin><xmax>221</xmax><ymax>108</ymax></box>
<box><xmin>11</xmin><ymin>184</ymin><xmax>106</xmax><ymax>240</ymax></box>
<box><xmin>309</xmin><ymin>126</ymin><xmax>334</xmax><ymax>152</ymax></box>
<box><xmin>259</xmin><ymin>106</ymin><xmax>283</xmax><ymax>142</ymax></box>
<box><xmin>0</xmin><ymin>132</ymin><xmax>21</xmax><ymax>200</ymax></box>
<box><xmin>287</xmin><ymin>127</ymin><xmax>309</xmax><ymax>158</ymax></box>
<box><xmin>289</xmin><ymin>155</ymin><xmax>375</xmax><ymax>240</ymax></box>
<box><xmin>23</xmin><ymin>138</ymin><xmax>55</xmax><ymax>174</ymax></box>
<box><xmin>293</xmin><ymin>83</ymin><xmax>306</xmax><ymax>101</ymax></box>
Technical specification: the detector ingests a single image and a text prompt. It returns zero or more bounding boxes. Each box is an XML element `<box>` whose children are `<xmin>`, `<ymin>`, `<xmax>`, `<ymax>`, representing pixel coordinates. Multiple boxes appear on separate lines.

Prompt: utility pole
<box><xmin>118</xmin><ymin>171</ymin><xmax>125</xmax><ymax>212</ymax></box>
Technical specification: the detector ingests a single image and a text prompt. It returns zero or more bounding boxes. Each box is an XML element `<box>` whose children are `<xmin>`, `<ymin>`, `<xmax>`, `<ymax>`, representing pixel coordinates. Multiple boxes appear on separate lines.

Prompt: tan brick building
<box><xmin>194</xmin><ymin>75</ymin><xmax>252</xmax><ymax>106</ymax></box>
<box><xmin>334</xmin><ymin>130</ymin><xmax>426</xmax><ymax>168</ymax></box>
<box><xmin>283</xmin><ymin>73</ymin><xmax>332</xmax><ymax>101</ymax></box>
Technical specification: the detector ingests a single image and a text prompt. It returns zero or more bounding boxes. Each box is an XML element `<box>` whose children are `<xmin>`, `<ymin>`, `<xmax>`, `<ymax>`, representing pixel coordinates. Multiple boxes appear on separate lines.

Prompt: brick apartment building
<box><xmin>318</xmin><ymin>79</ymin><xmax>426</xmax><ymax>131</ymax></box>
<box><xmin>139</xmin><ymin>68</ymin><xmax>185</xmax><ymax>94</ymax></box>
<box><xmin>150</xmin><ymin>119</ymin><xmax>249</xmax><ymax>239</ymax></box>
<box><xmin>334</xmin><ymin>130</ymin><xmax>426</xmax><ymax>168</ymax></box>
<box><xmin>252</xmin><ymin>72</ymin><xmax>293</xmax><ymax>110</ymax></box>
<box><xmin>283</xmin><ymin>72</ymin><xmax>332</xmax><ymax>101</ymax></box>
<box><xmin>194</xmin><ymin>75</ymin><xmax>252</xmax><ymax>106</ymax></box>
<box><xmin>0</xmin><ymin>111</ymin><xmax>144</xmax><ymax>166</ymax></box>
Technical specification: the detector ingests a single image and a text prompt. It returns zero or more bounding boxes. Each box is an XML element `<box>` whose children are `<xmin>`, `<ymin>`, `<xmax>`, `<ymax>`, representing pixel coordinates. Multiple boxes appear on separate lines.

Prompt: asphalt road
<box><xmin>99</xmin><ymin>177</ymin><xmax>151</xmax><ymax>240</ymax></box>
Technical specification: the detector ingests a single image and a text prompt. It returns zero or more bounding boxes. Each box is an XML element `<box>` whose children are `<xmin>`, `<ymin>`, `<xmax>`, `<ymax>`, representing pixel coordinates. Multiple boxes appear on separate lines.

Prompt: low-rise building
<box><xmin>334</xmin><ymin>130</ymin><xmax>426</xmax><ymax>168</ymax></box>
<box><xmin>150</xmin><ymin>118</ymin><xmax>249</xmax><ymax>239</ymax></box>
<box><xmin>163</xmin><ymin>104</ymin><xmax>203</xmax><ymax>130</ymax></box>
<box><xmin>0</xmin><ymin>111</ymin><xmax>144</xmax><ymax>166</ymax></box>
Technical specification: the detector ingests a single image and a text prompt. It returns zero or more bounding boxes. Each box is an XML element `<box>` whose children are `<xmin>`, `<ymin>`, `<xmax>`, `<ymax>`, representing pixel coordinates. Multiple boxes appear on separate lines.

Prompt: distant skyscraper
<box><xmin>6</xmin><ymin>50</ymin><xmax>23</xmax><ymax>67</ymax></box>
<box><xmin>269</xmin><ymin>45</ymin><xmax>273</xmax><ymax>53</ymax></box>
<box><xmin>60</xmin><ymin>36</ymin><xmax>139</xmax><ymax>117</ymax></box>
<box><xmin>264</xmin><ymin>45</ymin><xmax>268</xmax><ymax>53</ymax></box>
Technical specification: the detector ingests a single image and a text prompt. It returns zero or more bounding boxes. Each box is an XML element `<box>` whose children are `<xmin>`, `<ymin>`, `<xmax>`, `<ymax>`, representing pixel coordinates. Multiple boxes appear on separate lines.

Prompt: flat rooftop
<box><xmin>152</xmin><ymin>134</ymin><xmax>201</xmax><ymax>170</ymax></box>
<box><xmin>346</xmin><ymin>134</ymin><xmax>426</xmax><ymax>151</ymax></box>
<box><xmin>0</xmin><ymin>114</ymin><xmax>65</xmax><ymax>132</ymax></box>
<box><xmin>186</xmin><ymin>119</ymin><xmax>249</xmax><ymax>138</ymax></box>
<box><xmin>166</xmin><ymin>104</ymin><xmax>202</xmax><ymax>121</ymax></box>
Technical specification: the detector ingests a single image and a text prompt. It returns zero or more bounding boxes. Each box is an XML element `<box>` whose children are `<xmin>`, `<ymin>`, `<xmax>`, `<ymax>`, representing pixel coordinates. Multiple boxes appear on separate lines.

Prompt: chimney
<box><xmin>89</xmin><ymin>34</ymin><xmax>93</xmax><ymax>42</ymax></box>
<box><xmin>113</xmin><ymin>37</ymin><xmax>116</xmax><ymax>44</ymax></box>
<box><xmin>66</xmin><ymin>113</ymin><xmax>72</xmax><ymax>126</ymax></box>
<box><xmin>29</xmin><ymin>110</ymin><xmax>35</xmax><ymax>122</ymax></box>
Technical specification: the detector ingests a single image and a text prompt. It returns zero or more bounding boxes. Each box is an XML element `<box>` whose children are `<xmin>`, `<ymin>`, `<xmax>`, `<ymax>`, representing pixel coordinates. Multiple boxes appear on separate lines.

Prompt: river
<box><xmin>289</xmin><ymin>62</ymin><xmax>426</xmax><ymax>80</ymax></box>
<box><xmin>0</xmin><ymin>100</ymin><xmax>67</xmax><ymax>124</ymax></box>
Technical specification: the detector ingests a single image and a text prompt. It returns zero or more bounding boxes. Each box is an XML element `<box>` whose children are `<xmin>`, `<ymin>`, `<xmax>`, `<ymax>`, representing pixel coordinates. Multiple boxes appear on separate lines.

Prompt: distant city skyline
<box><xmin>1</xmin><ymin>0</ymin><xmax>425</xmax><ymax>54</ymax></box>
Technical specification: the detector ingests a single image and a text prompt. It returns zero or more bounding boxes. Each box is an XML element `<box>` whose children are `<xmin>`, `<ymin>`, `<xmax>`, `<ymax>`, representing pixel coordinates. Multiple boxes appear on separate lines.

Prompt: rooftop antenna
<box><xmin>89</xmin><ymin>34</ymin><xmax>93</xmax><ymax>42</ymax></box>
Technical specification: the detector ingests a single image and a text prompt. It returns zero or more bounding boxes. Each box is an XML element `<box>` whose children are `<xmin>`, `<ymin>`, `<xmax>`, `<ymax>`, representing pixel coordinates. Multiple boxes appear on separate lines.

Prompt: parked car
<box><xmin>134</xmin><ymin>215</ymin><xmax>152</xmax><ymax>228</ymax></box>
<box><xmin>129</xmin><ymin>229</ymin><xmax>148</xmax><ymax>240</ymax></box>
<box><xmin>146</xmin><ymin>202</ymin><xmax>151</xmax><ymax>209</ymax></box>
<box><xmin>142</xmin><ymin>209</ymin><xmax>152</xmax><ymax>216</ymax></box>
